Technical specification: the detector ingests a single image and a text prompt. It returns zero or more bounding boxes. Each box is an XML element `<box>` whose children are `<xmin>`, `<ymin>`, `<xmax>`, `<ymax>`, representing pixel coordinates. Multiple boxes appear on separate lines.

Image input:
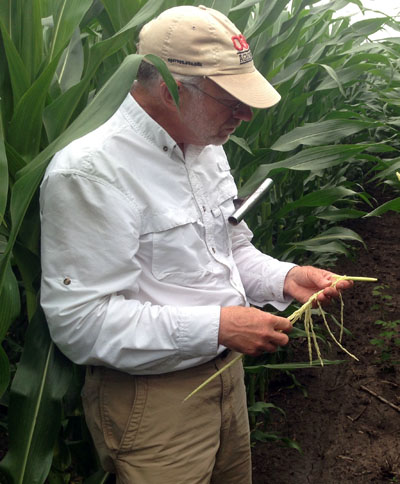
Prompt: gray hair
<box><xmin>136</xmin><ymin>61</ymin><xmax>204</xmax><ymax>92</ymax></box>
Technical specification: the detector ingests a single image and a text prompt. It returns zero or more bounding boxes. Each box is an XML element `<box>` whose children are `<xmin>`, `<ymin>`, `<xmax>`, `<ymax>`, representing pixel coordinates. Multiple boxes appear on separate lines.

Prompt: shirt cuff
<box><xmin>177</xmin><ymin>305</ymin><xmax>221</xmax><ymax>359</ymax></box>
<box><xmin>248</xmin><ymin>262</ymin><xmax>297</xmax><ymax>310</ymax></box>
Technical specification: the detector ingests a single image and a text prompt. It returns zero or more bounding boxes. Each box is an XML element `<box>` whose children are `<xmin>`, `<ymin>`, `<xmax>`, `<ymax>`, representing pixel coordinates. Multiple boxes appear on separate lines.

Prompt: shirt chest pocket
<box><xmin>145</xmin><ymin>211</ymin><xmax>214</xmax><ymax>285</ymax></box>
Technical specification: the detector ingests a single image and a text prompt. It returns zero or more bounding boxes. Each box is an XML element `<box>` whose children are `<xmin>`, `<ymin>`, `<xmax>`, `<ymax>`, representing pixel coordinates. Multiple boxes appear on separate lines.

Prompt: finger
<box><xmin>273</xmin><ymin>317</ymin><xmax>293</xmax><ymax>333</ymax></box>
<box><xmin>268</xmin><ymin>331</ymin><xmax>290</xmax><ymax>347</ymax></box>
<box><xmin>335</xmin><ymin>279</ymin><xmax>354</xmax><ymax>291</ymax></box>
<box><xmin>264</xmin><ymin>342</ymin><xmax>279</xmax><ymax>353</ymax></box>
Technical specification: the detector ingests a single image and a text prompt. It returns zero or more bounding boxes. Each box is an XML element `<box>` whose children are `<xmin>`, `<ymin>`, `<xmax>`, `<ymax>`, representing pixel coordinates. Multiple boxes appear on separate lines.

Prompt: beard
<box><xmin>181</xmin><ymin>95</ymin><xmax>237</xmax><ymax>146</ymax></box>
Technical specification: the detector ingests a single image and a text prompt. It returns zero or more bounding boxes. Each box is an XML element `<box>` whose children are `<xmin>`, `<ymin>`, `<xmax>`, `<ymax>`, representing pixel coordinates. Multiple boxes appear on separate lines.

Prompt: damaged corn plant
<box><xmin>288</xmin><ymin>275</ymin><xmax>377</xmax><ymax>366</ymax></box>
<box><xmin>184</xmin><ymin>275</ymin><xmax>377</xmax><ymax>402</ymax></box>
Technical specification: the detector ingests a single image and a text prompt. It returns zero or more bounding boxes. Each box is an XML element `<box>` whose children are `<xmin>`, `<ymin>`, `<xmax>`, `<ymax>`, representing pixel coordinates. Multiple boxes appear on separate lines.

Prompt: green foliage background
<box><xmin>0</xmin><ymin>0</ymin><xmax>399</xmax><ymax>482</ymax></box>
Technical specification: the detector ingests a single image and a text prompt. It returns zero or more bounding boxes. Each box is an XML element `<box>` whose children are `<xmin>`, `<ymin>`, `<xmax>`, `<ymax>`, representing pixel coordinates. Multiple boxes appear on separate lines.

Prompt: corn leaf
<box><xmin>239</xmin><ymin>144</ymin><xmax>366</xmax><ymax>195</ymax></box>
<box><xmin>271</xmin><ymin>120</ymin><xmax>377</xmax><ymax>152</ymax></box>
<box><xmin>201</xmin><ymin>0</ymin><xmax>233</xmax><ymax>16</ymax></box>
<box><xmin>0</xmin><ymin>261</ymin><xmax>20</xmax><ymax>399</ymax></box>
<box><xmin>277</xmin><ymin>187</ymin><xmax>357</xmax><ymax>217</ymax></box>
<box><xmin>8</xmin><ymin>53</ymin><xmax>63</xmax><ymax>159</ymax></box>
<box><xmin>0</xmin><ymin>19</ymin><xmax>30</xmax><ymax>106</ymax></box>
<box><xmin>244</xmin><ymin>0</ymin><xmax>290</xmax><ymax>39</ymax></box>
<box><xmin>48</xmin><ymin>0</ymin><xmax>92</xmax><ymax>62</ymax></box>
<box><xmin>55</xmin><ymin>27</ymin><xmax>85</xmax><ymax>93</ymax></box>
<box><xmin>316</xmin><ymin>207</ymin><xmax>366</xmax><ymax>221</ymax></box>
<box><xmin>290</xmin><ymin>226</ymin><xmax>364</xmax><ymax>248</ymax></box>
<box><xmin>19</xmin><ymin>0</ymin><xmax>42</xmax><ymax>81</ymax></box>
<box><xmin>0</xmin><ymin>112</ymin><xmax>8</xmax><ymax>222</ymax></box>
<box><xmin>0</xmin><ymin>260</ymin><xmax>20</xmax><ymax>342</ymax></box>
<box><xmin>0</xmin><ymin>345</ymin><xmax>10</xmax><ymax>398</ymax></box>
<box><xmin>245</xmin><ymin>359</ymin><xmax>345</xmax><ymax>373</ymax></box>
<box><xmin>0</xmin><ymin>309</ymin><xmax>73</xmax><ymax>484</ymax></box>
<box><xmin>364</xmin><ymin>197</ymin><xmax>400</xmax><ymax>217</ymax></box>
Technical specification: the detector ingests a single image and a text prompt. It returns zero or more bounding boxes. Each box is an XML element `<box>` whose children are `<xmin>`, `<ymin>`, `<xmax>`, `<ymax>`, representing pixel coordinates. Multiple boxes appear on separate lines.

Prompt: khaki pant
<box><xmin>82</xmin><ymin>351</ymin><xmax>251</xmax><ymax>484</ymax></box>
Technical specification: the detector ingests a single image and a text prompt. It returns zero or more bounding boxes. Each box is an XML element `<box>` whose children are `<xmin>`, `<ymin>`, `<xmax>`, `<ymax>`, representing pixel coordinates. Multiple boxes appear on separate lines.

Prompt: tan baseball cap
<box><xmin>137</xmin><ymin>5</ymin><xmax>281</xmax><ymax>109</ymax></box>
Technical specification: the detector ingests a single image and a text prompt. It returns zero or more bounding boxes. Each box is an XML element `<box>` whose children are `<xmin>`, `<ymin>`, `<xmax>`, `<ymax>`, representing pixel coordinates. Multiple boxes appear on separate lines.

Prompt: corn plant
<box><xmin>0</xmin><ymin>0</ymin><xmax>399</xmax><ymax>482</ymax></box>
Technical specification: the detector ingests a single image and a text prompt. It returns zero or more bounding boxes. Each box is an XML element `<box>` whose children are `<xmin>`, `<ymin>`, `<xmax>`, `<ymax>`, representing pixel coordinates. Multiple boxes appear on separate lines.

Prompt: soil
<box><xmin>251</xmin><ymin>189</ymin><xmax>400</xmax><ymax>484</ymax></box>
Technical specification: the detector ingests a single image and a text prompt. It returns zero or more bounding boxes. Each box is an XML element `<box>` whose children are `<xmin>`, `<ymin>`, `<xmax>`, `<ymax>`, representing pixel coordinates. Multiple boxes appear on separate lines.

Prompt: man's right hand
<box><xmin>219</xmin><ymin>306</ymin><xmax>292</xmax><ymax>356</ymax></box>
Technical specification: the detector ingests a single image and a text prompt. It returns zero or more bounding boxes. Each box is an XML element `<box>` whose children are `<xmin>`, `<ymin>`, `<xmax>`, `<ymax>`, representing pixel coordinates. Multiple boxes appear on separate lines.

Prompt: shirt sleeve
<box><xmin>230</xmin><ymin>221</ymin><xmax>297</xmax><ymax>310</ymax></box>
<box><xmin>40</xmin><ymin>170</ymin><xmax>220</xmax><ymax>375</ymax></box>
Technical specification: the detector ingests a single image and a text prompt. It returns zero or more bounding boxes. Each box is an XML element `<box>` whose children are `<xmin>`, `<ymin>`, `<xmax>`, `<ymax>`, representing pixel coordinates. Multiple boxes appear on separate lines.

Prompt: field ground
<box><xmin>252</xmin><ymin>189</ymin><xmax>400</xmax><ymax>484</ymax></box>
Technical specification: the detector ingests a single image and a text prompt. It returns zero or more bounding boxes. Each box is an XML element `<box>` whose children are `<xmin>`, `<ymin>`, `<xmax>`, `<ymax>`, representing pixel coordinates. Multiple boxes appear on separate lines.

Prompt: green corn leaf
<box><xmin>364</xmin><ymin>197</ymin><xmax>400</xmax><ymax>217</ymax></box>
<box><xmin>13</xmin><ymin>243</ymin><xmax>41</xmax><ymax>321</ymax></box>
<box><xmin>343</xmin><ymin>17</ymin><xmax>388</xmax><ymax>38</ymax></box>
<box><xmin>291</xmin><ymin>226</ymin><xmax>364</xmax><ymax>248</ymax></box>
<box><xmin>271</xmin><ymin>119</ymin><xmax>377</xmax><ymax>152</ymax></box>
<box><xmin>244</xmin><ymin>359</ymin><xmax>345</xmax><ymax>373</ymax></box>
<box><xmin>230</xmin><ymin>0</ymin><xmax>261</xmax><ymax>12</ymax></box>
<box><xmin>0</xmin><ymin>260</ymin><xmax>20</xmax><ymax>342</ymax></box>
<box><xmin>0</xmin><ymin>309</ymin><xmax>73</xmax><ymax>484</ymax></box>
<box><xmin>316</xmin><ymin>207</ymin><xmax>366</xmax><ymax>221</ymax></box>
<box><xmin>5</xmin><ymin>142</ymin><xmax>27</xmax><ymax>179</ymax></box>
<box><xmin>244</xmin><ymin>0</ymin><xmax>290</xmax><ymax>39</ymax></box>
<box><xmin>315</xmin><ymin>63</ymin><xmax>376</xmax><ymax>91</ymax></box>
<box><xmin>0</xmin><ymin>110</ymin><xmax>8</xmax><ymax>223</ymax></box>
<box><xmin>0</xmin><ymin>345</ymin><xmax>10</xmax><ymax>398</ymax></box>
<box><xmin>56</xmin><ymin>27</ymin><xmax>85</xmax><ymax>93</ymax></box>
<box><xmin>202</xmin><ymin>0</ymin><xmax>233</xmax><ymax>17</ymax></box>
<box><xmin>239</xmin><ymin>144</ymin><xmax>366</xmax><ymax>196</ymax></box>
<box><xmin>290</xmin><ymin>240</ymin><xmax>350</xmax><ymax>255</ymax></box>
<box><xmin>277</xmin><ymin>187</ymin><xmax>358</xmax><ymax>217</ymax></box>
<box><xmin>101</xmin><ymin>0</ymin><xmax>143</xmax><ymax>33</ymax></box>
<box><xmin>8</xmin><ymin>52</ymin><xmax>63</xmax><ymax>160</ymax></box>
<box><xmin>48</xmin><ymin>0</ymin><xmax>93</xmax><ymax>62</ymax></box>
<box><xmin>0</xmin><ymin>19</ymin><xmax>30</xmax><ymax>106</ymax></box>
<box><xmin>318</xmin><ymin>63</ymin><xmax>346</xmax><ymax>97</ymax></box>
<box><xmin>371</xmin><ymin>157</ymin><xmax>400</xmax><ymax>181</ymax></box>
<box><xmin>247</xmin><ymin>401</ymin><xmax>286</xmax><ymax>416</ymax></box>
<box><xmin>229</xmin><ymin>135</ymin><xmax>254</xmax><ymax>155</ymax></box>
<box><xmin>0</xmin><ymin>260</ymin><xmax>20</xmax><ymax>399</ymax></box>
<box><xmin>19</xmin><ymin>0</ymin><xmax>42</xmax><ymax>82</ymax></box>
<box><xmin>145</xmin><ymin>54</ymin><xmax>179</xmax><ymax>107</ymax></box>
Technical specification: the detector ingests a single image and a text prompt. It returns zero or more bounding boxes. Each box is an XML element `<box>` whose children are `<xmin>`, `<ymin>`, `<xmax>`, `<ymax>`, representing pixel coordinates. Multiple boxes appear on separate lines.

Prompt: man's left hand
<box><xmin>283</xmin><ymin>266</ymin><xmax>353</xmax><ymax>305</ymax></box>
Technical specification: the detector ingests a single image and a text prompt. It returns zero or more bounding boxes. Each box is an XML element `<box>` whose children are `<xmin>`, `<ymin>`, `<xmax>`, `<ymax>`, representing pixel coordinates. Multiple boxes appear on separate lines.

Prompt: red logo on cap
<box><xmin>231</xmin><ymin>34</ymin><xmax>249</xmax><ymax>51</ymax></box>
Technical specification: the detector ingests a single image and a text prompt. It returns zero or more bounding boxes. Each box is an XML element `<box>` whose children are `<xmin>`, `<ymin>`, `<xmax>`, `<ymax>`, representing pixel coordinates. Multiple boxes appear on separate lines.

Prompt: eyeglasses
<box><xmin>183</xmin><ymin>83</ymin><xmax>244</xmax><ymax>113</ymax></box>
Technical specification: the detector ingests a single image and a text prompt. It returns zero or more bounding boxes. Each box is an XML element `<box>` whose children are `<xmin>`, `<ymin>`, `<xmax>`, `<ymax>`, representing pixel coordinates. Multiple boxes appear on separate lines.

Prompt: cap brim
<box><xmin>208</xmin><ymin>69</ymin><xmax>281</xmax><ymax>109</ymax></box>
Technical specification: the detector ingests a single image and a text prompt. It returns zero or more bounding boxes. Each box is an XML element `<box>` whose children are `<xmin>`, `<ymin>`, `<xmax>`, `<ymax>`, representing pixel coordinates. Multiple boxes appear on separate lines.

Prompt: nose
<box><xmin>233</xmin><ymin>104</ymin><xmax>253</xmax><ymax>122</ymax></box>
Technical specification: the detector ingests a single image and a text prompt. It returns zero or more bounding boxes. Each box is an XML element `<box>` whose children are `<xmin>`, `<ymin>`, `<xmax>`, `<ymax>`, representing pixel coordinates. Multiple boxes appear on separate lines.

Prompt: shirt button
<box><xmin>63</xmin><ymin>277</ymin><xmax>72</xmax><ymax>285</ymax></box>
<box><xmin>212</xmin><ymin>248</ymin><xmax>216</xmax><ymax>254</ymax></box>
<box><xmin>163</xmin><ymin>146</ymin><xmax>168</xmax><ymax>152</ymax></box>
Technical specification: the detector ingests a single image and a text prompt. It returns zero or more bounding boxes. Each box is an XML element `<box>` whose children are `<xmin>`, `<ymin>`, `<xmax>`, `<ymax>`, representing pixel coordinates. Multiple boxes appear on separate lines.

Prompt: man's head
<box><xmin>132</xmin><ymin>6</ymin><xmax>279</xmax><ymax>147</ymax></box>
<box><xmin>137</xmin><ymin>5</ymin><xmax>280</xmax><ymax>109</ymax></box>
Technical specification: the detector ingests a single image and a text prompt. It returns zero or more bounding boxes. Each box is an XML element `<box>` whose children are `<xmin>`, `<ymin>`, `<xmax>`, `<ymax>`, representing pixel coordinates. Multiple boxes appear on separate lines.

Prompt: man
<box><xmin>40</xmin><ymin>6</ymin><xmax>351</xmax><ymax>483</ymax></box>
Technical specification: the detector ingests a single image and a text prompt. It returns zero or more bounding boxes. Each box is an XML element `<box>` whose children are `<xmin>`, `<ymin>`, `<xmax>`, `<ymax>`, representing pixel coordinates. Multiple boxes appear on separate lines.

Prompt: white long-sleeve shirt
<box><xmin>40</xmin><ymin>94</ymin><xmax>295</xmax><ymax>375</ymax></box>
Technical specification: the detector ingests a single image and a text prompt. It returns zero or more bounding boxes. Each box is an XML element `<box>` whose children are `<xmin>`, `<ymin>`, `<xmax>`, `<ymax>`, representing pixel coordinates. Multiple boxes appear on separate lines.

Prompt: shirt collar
<box><xmin>119</xmin><ymin>93</ymin><xmax>180</xmax><ymax>159</ymax></box>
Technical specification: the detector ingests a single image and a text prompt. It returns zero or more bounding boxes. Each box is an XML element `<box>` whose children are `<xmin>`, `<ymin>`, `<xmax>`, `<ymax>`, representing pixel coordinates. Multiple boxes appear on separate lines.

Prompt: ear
<box><xmin>159</xmin><ymin>81</ymin><xmax>182</xmax><ymax>111</ymax></box>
